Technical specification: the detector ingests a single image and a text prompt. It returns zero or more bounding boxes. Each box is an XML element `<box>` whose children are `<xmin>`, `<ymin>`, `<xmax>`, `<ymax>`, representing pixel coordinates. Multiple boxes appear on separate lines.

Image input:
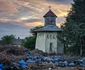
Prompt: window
<box><xmin>50</xmin><ymin>43</ymin><xmax>53</xmax><ymax>51</ymax></box>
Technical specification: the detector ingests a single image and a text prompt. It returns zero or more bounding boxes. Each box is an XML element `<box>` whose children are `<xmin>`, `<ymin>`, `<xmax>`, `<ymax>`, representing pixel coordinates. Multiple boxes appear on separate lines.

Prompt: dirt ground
<box><xmin>33</xmin><ymin>67</ymin><xmax>85</xmax><ymax>70</ymax></box>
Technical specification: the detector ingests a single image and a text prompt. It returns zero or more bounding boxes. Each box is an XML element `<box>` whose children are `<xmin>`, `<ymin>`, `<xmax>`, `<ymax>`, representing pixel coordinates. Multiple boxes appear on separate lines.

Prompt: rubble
<box><xmin>0</xmin><ymin>46</ymin><xmax>85</xmax><ymax>70</ymax></box>
<box><xmin>29</xmin><ymin>49</ymin><xmax>46</xmax><ymax>56</ymax></box>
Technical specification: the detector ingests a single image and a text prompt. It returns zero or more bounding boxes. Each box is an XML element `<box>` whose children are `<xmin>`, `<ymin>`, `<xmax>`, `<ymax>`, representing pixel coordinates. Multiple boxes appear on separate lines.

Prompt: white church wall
<box><xmin>35</xmin><ymin>32</ymin><xmax>58</xmax><ymax>53</ymax></box>
<box><xmin>35</xmin><ymin>32</ymin><xmax>45</xmax><ymax>52</ymax></box>
<box><xmin>45</xmin><ymin>32</ymin><xmax>57</xmax><ymax>53</ymax></box>
<box><xmin>35</xmin><ymin>32</ymin><xmax>64</xmax><ymax>54</ymax></box>
<box><xmin>57</xmin><ymin>39</ymin><xmax>64</xmax><ymax>54</ymax></box>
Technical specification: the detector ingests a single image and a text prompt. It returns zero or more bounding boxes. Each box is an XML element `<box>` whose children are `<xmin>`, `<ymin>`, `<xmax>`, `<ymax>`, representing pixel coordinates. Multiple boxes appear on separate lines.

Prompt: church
<box><xmin>34</xmin><ymin>9</ymin><xmax>64</xmax><ymax>54</ymax></box>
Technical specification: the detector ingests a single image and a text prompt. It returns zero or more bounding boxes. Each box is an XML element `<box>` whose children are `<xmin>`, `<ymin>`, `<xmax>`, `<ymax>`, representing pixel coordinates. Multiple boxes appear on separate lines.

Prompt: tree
<box><xmin>60</xmin><ymin>0</ymin><xmax>85</xmax><ymax>56</ymax></box>
<box><xmin>30</xmin><ymin>25</ymin><xmax>43</xmax><ymax>36</ymax></box>
<box><xmin>1</xmin><ymin>35</ymin><xmax>15</xmax><ymax>45</ymax></box>
<box><xmin>0</xmin><ymin>40</ymin><xmax>2</xmax><ymax>45</ymax></box>
<box><xmin>22</xmin><ymin>26</ymin><xmax>43</xmax><ymax>50</ymax></box>
<box><xmin>22</xmin><ymin>36</ymin><xmax>36</xmax><ymax>50</ymax></box>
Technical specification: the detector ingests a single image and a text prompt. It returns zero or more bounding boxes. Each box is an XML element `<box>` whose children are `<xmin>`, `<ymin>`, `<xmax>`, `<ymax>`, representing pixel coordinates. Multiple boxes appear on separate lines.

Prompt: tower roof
<box><xmin>34</xmin><ymin>25</ymin><xmax>62</xmax><ymax>32</ymax></box>
<box><xmin>44</xmin><ymin>10</ymin><xmax>57</xmax><ymax>17</ymax></box>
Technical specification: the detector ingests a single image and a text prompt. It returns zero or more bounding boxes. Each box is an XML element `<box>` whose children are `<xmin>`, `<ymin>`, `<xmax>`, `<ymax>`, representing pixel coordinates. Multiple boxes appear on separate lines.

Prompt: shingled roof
<box><xmin>43</xmin><ymin>10</ymin><xmax>57</xmax><ymax>17</ymax></box>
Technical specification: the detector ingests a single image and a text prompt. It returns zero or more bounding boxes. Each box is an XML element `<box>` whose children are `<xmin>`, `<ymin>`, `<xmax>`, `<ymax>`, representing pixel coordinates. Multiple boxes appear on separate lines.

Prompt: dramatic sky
<box><xmin>0</xmin><ymin>0</ymin><xmax>73</xmax><ymax>39</ymax></box>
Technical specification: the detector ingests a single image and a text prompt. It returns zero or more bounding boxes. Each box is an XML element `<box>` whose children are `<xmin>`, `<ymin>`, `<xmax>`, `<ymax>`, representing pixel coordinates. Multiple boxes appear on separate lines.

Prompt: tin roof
<box><xmin>34</xmin><ymin>25</ymin><xmax>62</xmax><ymax>32</ymax></box>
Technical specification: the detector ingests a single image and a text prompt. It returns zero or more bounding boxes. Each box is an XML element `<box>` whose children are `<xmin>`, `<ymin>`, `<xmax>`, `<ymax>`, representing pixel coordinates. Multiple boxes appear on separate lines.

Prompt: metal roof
<box><xmin>34</xmin><ymin>25</ymin><xmax>62</xmax><ymax>32</ymax></box>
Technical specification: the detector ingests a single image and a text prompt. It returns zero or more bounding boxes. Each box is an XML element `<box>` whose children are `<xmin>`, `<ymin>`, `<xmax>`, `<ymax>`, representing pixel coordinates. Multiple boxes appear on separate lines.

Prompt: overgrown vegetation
<box><xmin>59</xmin><ymin>0</ymin><xmax>85</xmax><ymax>56</ymax></box>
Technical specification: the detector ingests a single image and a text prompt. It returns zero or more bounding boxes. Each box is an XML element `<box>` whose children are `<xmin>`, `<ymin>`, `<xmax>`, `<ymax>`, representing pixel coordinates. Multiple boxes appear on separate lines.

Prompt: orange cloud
<box><xmin>56</xmin><ymin>23</ymin><xmax>63</xmax><ymax>28</ymax></box>
<box><xmin>25</xmin><ymin>22</ymin><xmax>43</xmax><ymax>27</ymax></box>
<box><xmin>19</xmin><ymin>17</ymin><xmax>28</xmax><ymax>20</ymax></box>
<box><xmin>0</xmin><ymin>18</ymin><xmax>10</xmax><ymax>22</ymax></box>
<box><xmin>0</xmin><ymin>0</ymin><xmax>18</xmax><ymax>14</ymax></box>
<box><xmin>0</xmin><ymin>0</ymin><xmax>72</xmax><ymax>27</ymax></box>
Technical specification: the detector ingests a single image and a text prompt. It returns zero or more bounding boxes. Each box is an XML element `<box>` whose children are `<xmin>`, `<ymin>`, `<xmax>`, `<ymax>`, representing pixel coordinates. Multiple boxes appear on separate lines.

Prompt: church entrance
<box><xmin>49</xmin><ymin>42</ymin><xmax>53</xmax><ymax>52</ymax></box>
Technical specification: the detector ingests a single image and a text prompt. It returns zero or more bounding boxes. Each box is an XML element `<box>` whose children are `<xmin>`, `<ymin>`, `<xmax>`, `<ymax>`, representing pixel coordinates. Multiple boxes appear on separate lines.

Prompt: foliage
<box><xmin>0</xmin><ymin>40</ymin><xmax>2</xmax><ymax>45</ymax></box>
<box><xmin>30</xmin><ymin>25</ymin><xmax>43</xmax><ymax>36</ymax></box>
<box><xmin>59</xmin><ymin>0</ymin><xmax>85</xmax><ymax>56</ymax></box>
<box><xmin>22</xmin><ymin>36</ymin><xmax>36</xmax><ymax>50</ymax></box>
<box><xmin>22</xmin><ymin>26</ymin><xmax>43</xmax><ymax>50</ymax></box>
<box><xmin>0</xmin><ymin>35</ymin><xmax>15</xmax><ymax>45</ymax></box>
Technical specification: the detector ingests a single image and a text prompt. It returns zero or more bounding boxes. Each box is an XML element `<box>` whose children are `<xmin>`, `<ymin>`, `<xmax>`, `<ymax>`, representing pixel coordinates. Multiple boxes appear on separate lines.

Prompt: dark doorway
<box><xmin>50</xmin><ymin>42</ymin><xmax>53</xmax><ymax>51</ymax></box>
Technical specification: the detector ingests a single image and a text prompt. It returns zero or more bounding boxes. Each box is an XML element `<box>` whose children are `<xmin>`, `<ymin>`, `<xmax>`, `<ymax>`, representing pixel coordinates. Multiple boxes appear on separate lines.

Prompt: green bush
<box><xmin>22</xmin><ymin>36</ymin><xmax>36</xmax><ymax>50</ymax></box>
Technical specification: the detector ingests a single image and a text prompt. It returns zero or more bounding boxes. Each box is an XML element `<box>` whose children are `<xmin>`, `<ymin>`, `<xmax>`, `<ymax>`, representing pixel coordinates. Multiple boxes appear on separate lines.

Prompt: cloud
<box><xmin>0</xmin><ymin>0</ymin><xmax>73</xmax><ymax>38</ymax></box>
<box><xmin>0</xmin><ymin>0</ymin><xmax>18</xmax><ymax>14</ymax></box>
<box><xmin>25</xmin><ymin>22</ymin><xmax>43</xmax><ymax>27</ymax></box>
<box><xmin>0</xmin><ymin>21</ymin><xmax>32</xmax><ymax>39</ymax></box>
<box><xmin>17</xmin><ymin>0</ymin><xmax>72</xmax><ymax>18</ymax></box>
<box><xmin>0</xmin><ymin>18</ymin><xmax>10</xmax><ymax>22</ymax></box>
<box><xmin>45</xmin><ymin>0</ymin><xmax>72</xmax><ymax>4</ymax></box>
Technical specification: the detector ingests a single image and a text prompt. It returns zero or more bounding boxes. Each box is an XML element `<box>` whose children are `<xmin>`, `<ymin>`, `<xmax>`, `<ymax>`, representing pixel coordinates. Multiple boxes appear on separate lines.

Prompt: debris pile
<box><xmin>29</xmin><ymin>49</ymin><xmax>46</xmax><ymax>56</ymax></box>
<box><xmin>0</xmin><ymin>46</ymin><xmax>85</xmax><ymax>70</ymax></box>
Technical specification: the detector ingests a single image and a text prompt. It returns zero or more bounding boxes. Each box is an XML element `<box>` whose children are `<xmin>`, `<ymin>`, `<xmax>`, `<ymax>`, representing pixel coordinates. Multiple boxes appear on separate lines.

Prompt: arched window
<box><xmin>50</xmin><ymin>43</ymin><xmax>53</xmax><ymax>51</ymax></box>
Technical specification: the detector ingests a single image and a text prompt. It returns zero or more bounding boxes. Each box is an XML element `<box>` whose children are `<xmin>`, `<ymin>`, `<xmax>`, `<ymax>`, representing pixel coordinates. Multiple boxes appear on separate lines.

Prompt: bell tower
<box><xmin>44</xmin><ymin>9</ymin><xmax>57</xmax><ymax>26</ymax></box>
<box><xmin>34</xmin><ymin>9</ymin><xmax>64</xmax><ymax>54</ymax></box>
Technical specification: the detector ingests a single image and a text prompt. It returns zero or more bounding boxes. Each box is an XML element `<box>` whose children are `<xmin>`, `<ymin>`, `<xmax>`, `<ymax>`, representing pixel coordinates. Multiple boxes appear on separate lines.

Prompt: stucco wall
<box><xmin>45</xmin><ymin>32</ymin><xmax>57</xmax><ymax>53</ymax></box>
<box><xmin>35</xmin><ymin>32</ymin><xmax>64</xmax><ymax>54</ymax></box>
<box><xmin>57</xmin><ymin>39</ymin><xmax>64</xmax><ymax>54</ymax></box>
<box><xmin>35</xmin><ymin>32</ymin><xmax>45</xmax><ymax>52</ymax></box>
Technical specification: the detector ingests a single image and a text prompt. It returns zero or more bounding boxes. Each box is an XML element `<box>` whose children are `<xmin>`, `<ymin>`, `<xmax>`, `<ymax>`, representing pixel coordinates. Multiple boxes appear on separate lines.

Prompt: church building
<box><xmin>34</xmin><ymin>9</ymin><xmax>64</xmax><ymax>54</ymax></box>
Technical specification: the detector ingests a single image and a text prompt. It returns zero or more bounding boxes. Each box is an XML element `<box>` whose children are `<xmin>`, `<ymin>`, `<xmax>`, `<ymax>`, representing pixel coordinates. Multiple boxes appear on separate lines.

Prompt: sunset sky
<box><xmin>0</xmin><ymin>0</ymin><xmax>73</xmax><ymax>39</ymax></box>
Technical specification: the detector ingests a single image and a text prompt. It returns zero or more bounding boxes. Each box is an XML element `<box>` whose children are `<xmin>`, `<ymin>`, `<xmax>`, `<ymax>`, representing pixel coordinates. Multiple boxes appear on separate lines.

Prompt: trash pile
<box><xmin>24</xmin><ymin>54</ymin><xmax>85</xmax><ymax>69</ymax></box>
<box><xmin>0</xmin><ymin>45</ymin><xmax>28</xmax><ymax>70</ymax></box>
<box><xmin>1</xmin><ymin>54</ymin><xmax>85</xmax><ymax>70</ymax></box>
<box><xmin>0</xmin><ymin>46</ymin><xmax>85</xmax><ymax>70</ymax></box>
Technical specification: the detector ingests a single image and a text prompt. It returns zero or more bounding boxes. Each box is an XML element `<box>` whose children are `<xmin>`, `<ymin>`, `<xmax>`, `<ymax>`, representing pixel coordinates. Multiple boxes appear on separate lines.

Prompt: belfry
<box><xmin>34</xmin><ymin>9</ymin><xmax>64</xmax><ymax>54</ymax></box>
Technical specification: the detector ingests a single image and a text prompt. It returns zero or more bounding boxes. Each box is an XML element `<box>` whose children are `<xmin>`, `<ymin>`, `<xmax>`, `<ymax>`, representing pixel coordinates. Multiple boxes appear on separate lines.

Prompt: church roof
<box><xmin>34</xmin><ymin>25</ymin><xmax>62</xmax><ymax>32</ymax></box>
<box><xmin>33</xmin><ymin>9</ymin><xmax>61</xmax><ymax>32</ymax></box>
<box><xmin>43</xmin><ymin>10</ymin><xmax>57</xmax><ymax>17</ymax></box>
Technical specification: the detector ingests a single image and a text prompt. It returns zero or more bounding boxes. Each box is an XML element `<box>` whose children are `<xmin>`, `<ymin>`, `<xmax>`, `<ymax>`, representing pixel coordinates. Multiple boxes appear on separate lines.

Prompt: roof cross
<box><xmin>49</xmin><ymin>5</ymin><xmax>51</xmax><ymax>10</ymax></box>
